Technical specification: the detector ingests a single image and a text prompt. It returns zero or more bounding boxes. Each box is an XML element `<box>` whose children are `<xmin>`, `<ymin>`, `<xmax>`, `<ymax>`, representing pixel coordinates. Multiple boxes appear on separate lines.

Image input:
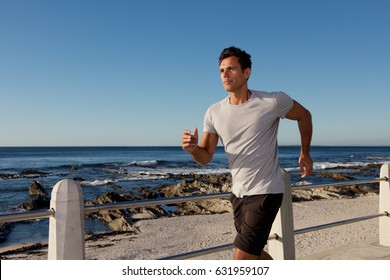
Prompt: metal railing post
<box><xmin>48</xmin><ymin>179</ymin><xmax>85</xmax><ymax>260</ymax></box>
<box><xmin>268</xmin><ymin>168</ymin><xmax>296</xmax><ymax>259</ymax></box>
<box><xmin>379</xmin><ymin>163</ymin><xmax>390</xmax><ymax>247</ymax></box>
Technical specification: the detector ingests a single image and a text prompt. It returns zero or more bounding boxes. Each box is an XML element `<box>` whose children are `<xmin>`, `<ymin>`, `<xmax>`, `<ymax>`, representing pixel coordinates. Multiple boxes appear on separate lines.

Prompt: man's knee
<box><xmin>233</xmin><ymin>248</ymin><xmax>272</xmax><ymax>260</ymax></box>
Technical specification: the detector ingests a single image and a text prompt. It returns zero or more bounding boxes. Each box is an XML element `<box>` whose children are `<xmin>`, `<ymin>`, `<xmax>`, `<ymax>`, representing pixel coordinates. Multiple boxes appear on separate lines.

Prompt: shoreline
<box><xmin>0</xmin><ymin>195</ymin><xmax>382</xmax><ymax>260</ymax></box>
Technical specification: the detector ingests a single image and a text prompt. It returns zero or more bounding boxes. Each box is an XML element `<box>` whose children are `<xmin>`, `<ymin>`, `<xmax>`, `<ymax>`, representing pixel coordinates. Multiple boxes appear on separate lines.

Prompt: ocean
<box><xmin>1</xmin><ymin>146</ymin><xmax>390</xmax><ymax>247</ymax></box>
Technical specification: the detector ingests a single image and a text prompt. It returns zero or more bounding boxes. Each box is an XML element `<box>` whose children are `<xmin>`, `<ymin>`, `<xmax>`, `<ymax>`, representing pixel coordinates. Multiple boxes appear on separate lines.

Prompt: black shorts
<box><xmin>230</xmin><ymin>193</ymin><xmax>283</xmax><ymax>256</ymax></box>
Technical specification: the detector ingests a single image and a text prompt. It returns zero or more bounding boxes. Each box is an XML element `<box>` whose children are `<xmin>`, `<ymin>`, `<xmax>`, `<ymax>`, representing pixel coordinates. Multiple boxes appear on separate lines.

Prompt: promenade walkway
<box><xmin>2</xmin><ymin>239</ymin><xmax>390</xmax><ymax>260</ymax></box>
<box><xmin>301</xmin><ymin>238</ymin><xmax>390</xmax><ymax>260</ymax></box>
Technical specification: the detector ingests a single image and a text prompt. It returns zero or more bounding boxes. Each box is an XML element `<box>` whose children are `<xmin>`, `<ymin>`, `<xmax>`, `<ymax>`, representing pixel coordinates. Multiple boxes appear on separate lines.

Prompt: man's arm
<box><xmin>182</xmin><ymin>128</ymin><xmax>219</xmax><ymax>166</ymax></box>
<box><xmin>285</xmin><ymin>100</ymin><xmax>313</xmax><ymax>177</ymax></box>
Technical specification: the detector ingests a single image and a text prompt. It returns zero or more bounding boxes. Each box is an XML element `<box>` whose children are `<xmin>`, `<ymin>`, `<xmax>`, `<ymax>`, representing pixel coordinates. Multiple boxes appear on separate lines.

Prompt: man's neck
<box><xmin>229</xmin><ymin>88</ymin><xmax>251</xmax><ymax>105</ymax></box>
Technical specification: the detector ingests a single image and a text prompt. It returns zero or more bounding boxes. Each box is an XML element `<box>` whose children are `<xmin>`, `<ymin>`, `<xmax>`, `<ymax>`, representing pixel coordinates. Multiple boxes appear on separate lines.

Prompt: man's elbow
<box><xmin>196</xmin><ymin>157</ymin><xmax>212</xmax><ymax>166</ymax></box>
<box><xmin>304</xmin><ymin>108</ymin><xmax>312</xmax><ymax>122</ymax></box>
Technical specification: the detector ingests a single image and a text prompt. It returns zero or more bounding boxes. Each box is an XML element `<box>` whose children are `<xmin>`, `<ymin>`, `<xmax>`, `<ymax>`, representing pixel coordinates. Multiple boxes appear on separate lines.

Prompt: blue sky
<box><xmin>0</xmin><ymin>0</ymin><xmax>389</xmax><ymax>146</ymax></box>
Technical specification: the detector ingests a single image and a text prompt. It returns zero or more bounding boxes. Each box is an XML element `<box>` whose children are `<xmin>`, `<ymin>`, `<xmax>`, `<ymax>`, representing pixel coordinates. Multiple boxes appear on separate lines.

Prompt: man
<box><xmin>182</xmin><ymin>46</ymin><xmax>313</xmax><ymax>260</ymax></box>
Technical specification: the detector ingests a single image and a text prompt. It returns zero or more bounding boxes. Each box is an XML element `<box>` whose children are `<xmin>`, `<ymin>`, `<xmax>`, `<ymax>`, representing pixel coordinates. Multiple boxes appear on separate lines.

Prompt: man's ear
<box><xmin>245</xmin><ymin>68</ymin><xmax>251</xmax><ymax>80</ymax></box>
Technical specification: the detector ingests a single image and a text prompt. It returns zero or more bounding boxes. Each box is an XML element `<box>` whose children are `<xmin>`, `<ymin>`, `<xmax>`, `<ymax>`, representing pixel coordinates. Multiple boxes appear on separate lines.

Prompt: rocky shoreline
<box><xmin>84</xmin><ymin>171</ymin><xmax>379</xmax><ymax>234</ymax></box>
<box><xmin>0</xmin><ymin>167</ymin><xmax>380</xmax><ymax>249</ymax></box>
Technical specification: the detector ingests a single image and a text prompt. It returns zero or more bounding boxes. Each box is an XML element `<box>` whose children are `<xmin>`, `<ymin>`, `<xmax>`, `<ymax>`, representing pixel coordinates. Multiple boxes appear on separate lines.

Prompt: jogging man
<box><xmin>182</xmin><ymin>46</ymin><xmax>313</xmax><ymax>260</ymax></box>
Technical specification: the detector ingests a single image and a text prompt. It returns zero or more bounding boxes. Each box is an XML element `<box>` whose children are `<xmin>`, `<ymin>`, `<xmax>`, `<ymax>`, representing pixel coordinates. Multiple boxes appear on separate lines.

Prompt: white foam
<box><xmin>285</xmin><ymin>161</ymin><xmax>380</xmax><ymax>172</ymax></box>
<box><xmin>84</xmin><ymin>179</ymin><xmax>118</xmax><ymax>186</ymax></box>
<box><xmin>126</xmin><ymin>160</ymin><xmax>158</xmax><ymax>167</ymax></box>
<box><xmin>315</xmin><ymin>161</ymin><xmax>368</xmax><ymax>170</ymax></box>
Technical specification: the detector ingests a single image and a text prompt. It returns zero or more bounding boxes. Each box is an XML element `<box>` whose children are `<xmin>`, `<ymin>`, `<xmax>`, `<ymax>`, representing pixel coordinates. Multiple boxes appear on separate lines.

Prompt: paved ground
<box><xmin>301</xmin><ymin>238</ymin><xmax>390</xmax><ymax>260</ymax></box>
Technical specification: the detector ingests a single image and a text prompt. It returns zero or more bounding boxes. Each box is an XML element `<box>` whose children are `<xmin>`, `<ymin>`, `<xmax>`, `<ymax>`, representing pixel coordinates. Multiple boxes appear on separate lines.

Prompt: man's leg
<box><xmin>231</xmin><ymin>193</ymin><xmax>283</xmax><ymax>260</ymax></box>
<box><xmin>234</xmin><ymin>248</ymin><xmax>273</xmax><ymax>260</ymax></box>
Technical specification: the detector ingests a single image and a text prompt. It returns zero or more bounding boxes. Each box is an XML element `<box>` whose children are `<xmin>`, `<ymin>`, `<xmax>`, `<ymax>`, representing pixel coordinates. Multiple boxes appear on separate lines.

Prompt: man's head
<box><xmin>219</xmin><ymin>46</ymin><xmax>252</xmax><ymax>71</ymax></box>
<box><xmin>219</xmin><ymin>46</ymin><xmax>252</xmax><ymax>93</ymax></box>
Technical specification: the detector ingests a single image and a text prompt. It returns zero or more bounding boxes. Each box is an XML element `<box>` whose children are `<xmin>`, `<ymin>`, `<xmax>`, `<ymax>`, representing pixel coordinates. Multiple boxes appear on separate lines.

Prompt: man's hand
<box><xmin>182</xmin><ymin>129</ymin><xmax>218</xmax><ymax>166</ymax></box>
<box><xmin>299</xmin><ymin>153</ymin><xmax>313</xmax><ymax>178</ymax></box>
<box><xmin>182</xmin><ymin>128</ymin><xmax>199</xmax><ymax>153</ymax></box>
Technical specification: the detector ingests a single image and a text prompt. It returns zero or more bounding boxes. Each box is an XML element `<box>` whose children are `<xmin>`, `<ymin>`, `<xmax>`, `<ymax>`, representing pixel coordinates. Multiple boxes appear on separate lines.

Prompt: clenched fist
<box><xmin>182</xmin><ymin>128</ymin><xmax>198</xmax><ymax>153</ymax></box>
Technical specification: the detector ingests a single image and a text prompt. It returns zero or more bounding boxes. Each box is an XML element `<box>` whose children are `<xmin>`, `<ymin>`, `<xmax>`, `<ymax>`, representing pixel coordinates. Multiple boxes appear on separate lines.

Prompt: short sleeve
<box><xmin>275</xmin><ymin>91</ymin><xmax>294</xmax><ymax>118</ymax></box>
<box><xmin>203</xmin><ymin>107</ymin><xmax>217</xmax><ymax>133</ymax></box>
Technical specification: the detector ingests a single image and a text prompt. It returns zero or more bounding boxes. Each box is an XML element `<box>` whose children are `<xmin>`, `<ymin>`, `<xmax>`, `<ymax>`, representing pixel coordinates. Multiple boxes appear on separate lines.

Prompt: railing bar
<box><xmin>159</xmin><ymin>234</ymin><xmax>278</xmax><ymax>260</ymax></box>
<box><xmin>0</xmin><ymin>209</ymin><xmax>54</xmax><ymax>224</ymax></box>
<box><xmin>293</xmin><ymin>177</ymin><xmax>386</xmax><ymax>190</ymax></box>
<box><xmin>294</xmin><ymin>212</ymin><xmax>387</xmax><ymax>235</ymax></box>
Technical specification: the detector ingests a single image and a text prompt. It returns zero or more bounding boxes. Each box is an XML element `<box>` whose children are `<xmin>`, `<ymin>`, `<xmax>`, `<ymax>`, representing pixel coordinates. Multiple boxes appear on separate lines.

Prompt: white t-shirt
<box><xmin>203</xmin><ymin>90</ymin><xmax>294</xmax><ymax>197</ymax></box>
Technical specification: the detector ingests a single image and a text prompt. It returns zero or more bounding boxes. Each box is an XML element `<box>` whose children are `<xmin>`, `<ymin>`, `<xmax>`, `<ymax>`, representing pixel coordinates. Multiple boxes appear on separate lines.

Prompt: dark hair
<box><xmin>219</xmin><ymin>46</ymin><xmax>252</xmax><ymax>70</ymax></box>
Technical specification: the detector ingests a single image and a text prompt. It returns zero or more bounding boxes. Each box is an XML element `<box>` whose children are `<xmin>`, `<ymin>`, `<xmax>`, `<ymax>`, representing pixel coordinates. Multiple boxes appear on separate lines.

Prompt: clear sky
<box><xmin>0</xmin><ymin>0</ymin><xmax>389</xmax><ymax>146</ymax></box>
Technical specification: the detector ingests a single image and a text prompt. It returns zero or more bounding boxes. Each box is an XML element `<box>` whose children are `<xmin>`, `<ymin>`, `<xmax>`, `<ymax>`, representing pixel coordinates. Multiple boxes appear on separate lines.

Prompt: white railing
<box><xmin>0</xmin><ymin>164</ymin><xmax>389</xmax><ymax>260</ymax></box>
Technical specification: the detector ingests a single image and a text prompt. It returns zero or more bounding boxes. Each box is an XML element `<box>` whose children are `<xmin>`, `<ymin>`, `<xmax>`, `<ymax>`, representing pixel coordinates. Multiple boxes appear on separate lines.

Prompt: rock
<box><xmin>0</xmin><ymin>173</ymin><xmax>18</xmax><ymax>180</ymax></box>
<box><xmin>106</xmin><ymin>182</ymin><xmax>124</xmax><ymax>191</ymax></box>
<box><xmin>90</xmin><ymin>192</ymin><xmax>126</xmax><ymax>205</ymax></box>
<box><xmin>177</xmin><ymin>199</ymin><xmax>232</xmax><ymax>215</ymax></box>
<box><xmin>29</xmin><ymin>180</ymin><xmax>48</xmax><ymax>197</ymax></box>
<box><xmin>132</xmin><ymin>187</ymin><xmax>159</xmax><ymax>199</ymax></box>
<box><xmin>292</xmin><ymin>184</ymin><xmax>378</xmax><ymax>202</ymax></box>
<box><xmin>324</xmin><ymin>185</ymin><xmax>378</xmax><ymax>197</ymax></box>
<box><xmin>317</xmin><ymin>172</ymin><xmax>355</xmax><ymax>181</ymax></box>
<box><xmin>86</xmin><ymin>192</ymin><xmax>139</xmax><ymax>233</ymax></box>
<box><xmin>20</xmin><ymin>197</ymin><xmax>51</xmax><ymax>211</ymax></box>
<box><xmin>0</xmin><ymin>223</ymin><xmax>13</xmax><ymax>242</ymax></box>
<box><xmin>157</xmin><ymin>174</ymin><xmax>232</xmax><ymax>199</ymax></box>
<box><xmin>156</xmin><ymin>174</ymin><xmax>232</xmax><ymax>215</ymax></box>
<box><xmin>17</xmin><ymin>181</ymin><xmax>51</xmax><ymax>210</ymax></box>
<box><xmin>70</xmin><ymin>165</ymin><xmax>78</xmax><ymax>172</ymax></box>
<box><xmin>20</xmin><ymin>202</ymin><xmax>34</xmax><ymax>211</ymax></box>
<box><xmin>19</xmin><ymin>170</ymin><xmax>48</xmax><ymax>178</ymax></box>
<box><xmin>73</xmin><ymin>177</ymin><xmax>86</xmax><ymax>182</ymax></box>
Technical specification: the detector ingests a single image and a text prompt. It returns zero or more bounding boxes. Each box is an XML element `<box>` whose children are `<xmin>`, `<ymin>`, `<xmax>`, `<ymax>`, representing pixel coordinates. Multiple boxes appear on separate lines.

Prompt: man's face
<box><xmin>219</xmin><ymin>56</ymin><xmax>250</xmax><ymax>93</ymax></box>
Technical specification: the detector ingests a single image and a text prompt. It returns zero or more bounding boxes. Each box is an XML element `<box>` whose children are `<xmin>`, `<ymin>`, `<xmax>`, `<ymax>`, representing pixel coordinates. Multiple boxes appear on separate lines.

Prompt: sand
<box><xmin>0</xmin><ymin>195</ymin><xmax>384</xmax><ymax>260</ymax></box>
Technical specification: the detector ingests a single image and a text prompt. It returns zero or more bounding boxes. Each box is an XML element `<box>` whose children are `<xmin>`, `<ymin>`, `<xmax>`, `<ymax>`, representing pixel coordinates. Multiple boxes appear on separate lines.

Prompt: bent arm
<box><xmin>182</xmin><ymin>129</ymin><xmax>219</xmax><ymax>166</ymax></box>
<box><xmin>286</xmin><ymin>100</ymin><xmax>313</xmax><ymax>177</ymax></box>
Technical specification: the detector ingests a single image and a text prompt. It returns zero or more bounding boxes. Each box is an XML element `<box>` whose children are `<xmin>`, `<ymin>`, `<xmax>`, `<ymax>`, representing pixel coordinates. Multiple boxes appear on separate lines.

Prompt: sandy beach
<box><xmin>0</xmin><ymin>195</ymin><xmax>385</xmax><ymax>260</ymax></box>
